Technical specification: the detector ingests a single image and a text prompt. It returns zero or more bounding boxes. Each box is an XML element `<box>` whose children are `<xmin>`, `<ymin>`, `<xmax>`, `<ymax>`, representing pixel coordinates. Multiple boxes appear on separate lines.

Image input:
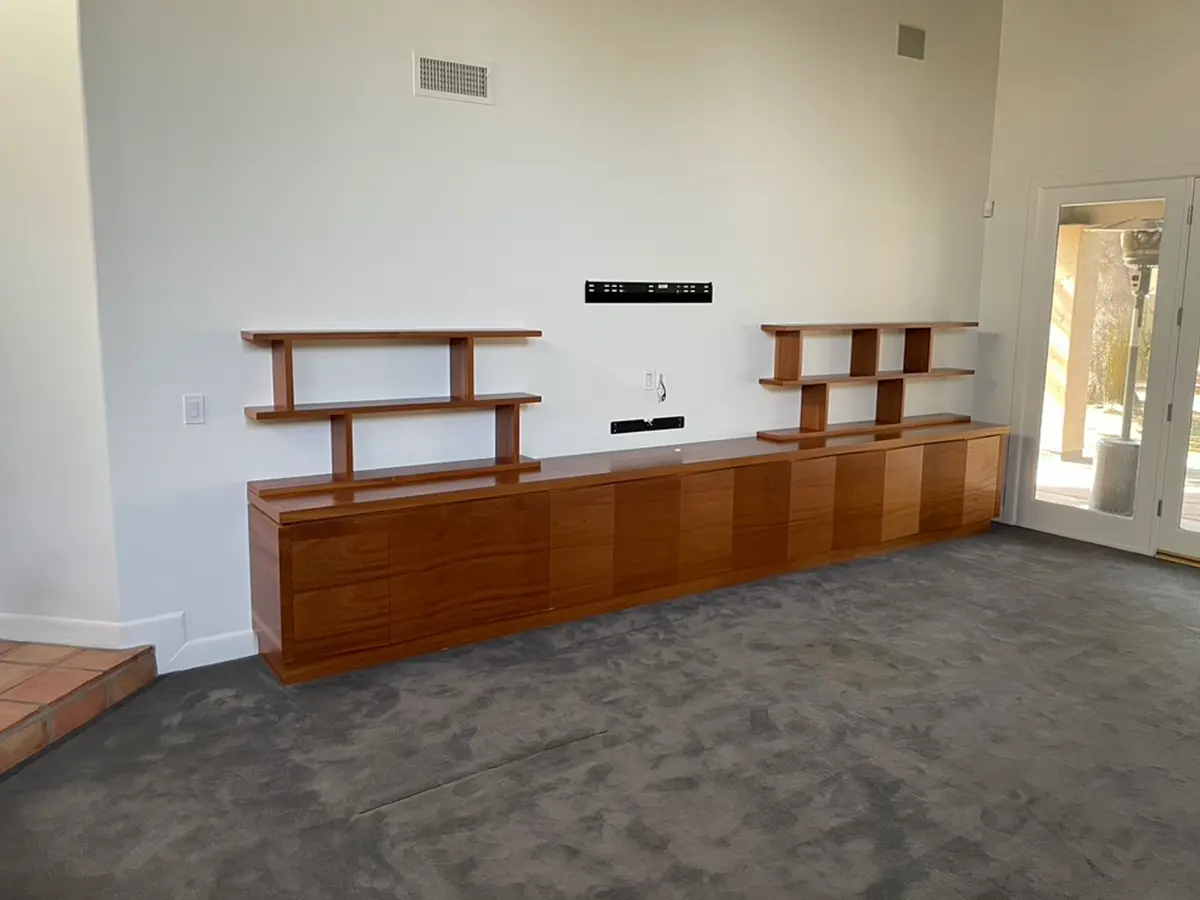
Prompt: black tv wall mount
<box><xmin>586</xmin><ymin>281</ymin><xmax>712</xmax><ymax>303</ymax></box>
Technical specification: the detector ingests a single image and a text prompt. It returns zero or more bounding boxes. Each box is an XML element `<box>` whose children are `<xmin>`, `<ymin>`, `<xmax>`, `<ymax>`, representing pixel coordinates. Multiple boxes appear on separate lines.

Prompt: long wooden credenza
<box><xmin>249</xmin><ymin>421</ymin><xmax>1010</xmax><ymax>684</ymax></box>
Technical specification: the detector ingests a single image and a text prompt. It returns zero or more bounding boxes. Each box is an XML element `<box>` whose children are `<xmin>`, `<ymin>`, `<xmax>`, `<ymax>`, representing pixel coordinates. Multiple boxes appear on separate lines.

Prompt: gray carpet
<box><xmin>3</xmin><ymin>526</ymin><xmax>1200</xmax><ymax>899</ymax></box>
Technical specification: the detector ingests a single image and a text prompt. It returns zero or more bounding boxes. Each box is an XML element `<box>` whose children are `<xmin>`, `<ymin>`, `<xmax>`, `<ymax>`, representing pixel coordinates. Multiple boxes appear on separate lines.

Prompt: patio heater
<box><xmin>1089</xmin><ymin>221</ymin><xmax>1161</xmax><ymax>516</ymax></box>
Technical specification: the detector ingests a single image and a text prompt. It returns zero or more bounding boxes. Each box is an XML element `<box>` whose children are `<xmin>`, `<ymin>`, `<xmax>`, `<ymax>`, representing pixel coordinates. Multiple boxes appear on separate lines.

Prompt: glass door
<box><xmin>1015</xmin><ymin>179</ymin><xmax>1192</xmax><ymax>553</ymax></box>
<box><xmin>1158</xmin><ymin>180</ymin><xmax>1200</xmax><ymax>561</ymax></box>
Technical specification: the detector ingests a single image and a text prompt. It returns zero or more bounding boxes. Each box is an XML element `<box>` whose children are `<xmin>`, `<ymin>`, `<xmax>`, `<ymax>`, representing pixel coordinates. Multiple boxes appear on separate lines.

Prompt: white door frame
<box><xmin>1158</xmin><ymin>179</ymin><xmax>1200</xmax><ymax>559</ymax></box>
<box><xmin>1010</xmin><ymin>177</ymin><xmax>1193</xmax><ymax>554</ymax></box>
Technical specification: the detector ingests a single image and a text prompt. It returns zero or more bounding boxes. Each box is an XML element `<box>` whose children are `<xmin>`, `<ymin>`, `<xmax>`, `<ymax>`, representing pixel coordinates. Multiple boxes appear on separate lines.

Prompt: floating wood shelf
<box><xmin>246</xmin><ymin>392</ymin><xmax>542</xmax><ymax>422</ymax></box>
<box><xmin>758</xmin><ymin>321</ymin><xmax>978</xmax><ymax>440</ymax></box>
<box><xmin>761</xmin><ymin>321</ymin><xmax>978</xmax><ymax>334</ymax></box>
<box><xmin>756</xmin><ymin>413</ymin><xmax>972</xmax><ymax>443</ymax></box>
<box><xmin>244</xmin><ymin>328</ymin><xmax>541</xmax><ymax>484</ymax></box>
<box><xmin>759</xmin><ymin>367</ymin><xmax>974</xmax><ymax>388</ymax></box>
<box><xmin>241</xmin><ymin>328</ymin><xmax>542</xmax><ymax>345</ymax></box>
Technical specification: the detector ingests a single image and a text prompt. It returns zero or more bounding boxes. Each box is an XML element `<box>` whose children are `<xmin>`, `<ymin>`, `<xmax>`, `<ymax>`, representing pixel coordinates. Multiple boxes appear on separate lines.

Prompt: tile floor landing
<box><xmin>0</xmin><ymin>642</ymin><xmax>157</xmax><ymax>775</ymax></box>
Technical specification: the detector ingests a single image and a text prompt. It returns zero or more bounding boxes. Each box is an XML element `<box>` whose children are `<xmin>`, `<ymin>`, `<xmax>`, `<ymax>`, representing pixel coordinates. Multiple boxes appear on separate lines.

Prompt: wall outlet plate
<box><xmin>183</xmin><ymin>393</ymin><xmax>205</xmax><ymax>425</ymax></box>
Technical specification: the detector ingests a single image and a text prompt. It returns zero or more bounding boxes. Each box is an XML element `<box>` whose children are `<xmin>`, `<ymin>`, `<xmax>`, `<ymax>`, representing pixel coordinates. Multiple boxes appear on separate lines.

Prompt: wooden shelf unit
<box><xmin>243</xmin><ymin>329</ymin><xmax>542</xmax><ymax>484</ymax></box>
<box><xmin>758</xmin><ymin>321</ymin><xmax>978</xmax><ymax>442</ymax></box>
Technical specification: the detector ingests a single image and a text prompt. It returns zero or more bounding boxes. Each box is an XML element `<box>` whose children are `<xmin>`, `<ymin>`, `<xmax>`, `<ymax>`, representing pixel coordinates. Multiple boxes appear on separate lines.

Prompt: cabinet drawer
<box><xmin>293</xmin><ymin>579</ymin><xmax>390</xmax><ymax>661</ymax></box>
<box><xmin>291</xmin><ymin>525</ymin><xmax>389</xmax><ymax>592</ymax></box>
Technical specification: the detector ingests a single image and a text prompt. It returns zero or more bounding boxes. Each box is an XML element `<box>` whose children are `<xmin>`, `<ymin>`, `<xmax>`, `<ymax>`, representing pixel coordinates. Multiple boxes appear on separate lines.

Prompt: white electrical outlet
<box><xmin>183</xmin><ymin>393</ymin><xmax>206</xmax><ymax>425</ymax></box>
<box><xmin>643</xmin><ymin>369</ymin><xmax>657</xmax><ymax>391</ymax></box>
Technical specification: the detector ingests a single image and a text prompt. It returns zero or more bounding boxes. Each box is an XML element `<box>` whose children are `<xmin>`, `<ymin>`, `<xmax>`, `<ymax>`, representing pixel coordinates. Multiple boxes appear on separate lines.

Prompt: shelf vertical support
<box><xmin>495</xmin><ymin>404</ymin><xmax>521</xmax><ymax>464</ymax></box>
<box><xmin>904</xmin><ymin>327</ymin><xmax>933</xmax><ymax>374</ymax></box>
<box><xmin>773</xmin><ymin>330</ymin><xmax>802</xmax><ymax>382</ymax></box>
<box><xmin>850</xmin><ymin>328</ymin><xmax>880</xmax><ymax>377</ymax></box>
<box><xmin>331</xmin><ymin>414</ymin><xmax>355</xmax><ymax>481</ymax></box>
<box><xmin>449</xmin><ymin>337</ymin><xmax>476</xmax><ymax>401</ymax></box>
<box><xmin>876</xmin><ymin>379</ymin><xmax>905</xmax><ymax>426</ymax></box>
<box><xmin>799</xmin><ymin>384</ymin><xmax>829</xmax><ymax>433</ymax></box>
<box><xmin>271</xmin><ymin>340</ymin><xmax>295</xmax><ymax>410</ymax></box>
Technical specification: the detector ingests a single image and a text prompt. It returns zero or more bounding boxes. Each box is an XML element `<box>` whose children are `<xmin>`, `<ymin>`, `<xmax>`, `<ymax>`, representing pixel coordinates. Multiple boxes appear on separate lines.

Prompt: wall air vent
<box><xmin>414</xmin><ymin>53</ymin><xmax>492</xmax><ymax>104</ymax></box>
<box><xmin>897</xmin><ymin>24</ymin><xmax>926</xmax><ymax>60</ymax></box>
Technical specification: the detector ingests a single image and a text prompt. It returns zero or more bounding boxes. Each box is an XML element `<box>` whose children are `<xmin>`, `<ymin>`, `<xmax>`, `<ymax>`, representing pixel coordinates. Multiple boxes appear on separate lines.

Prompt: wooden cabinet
<box><xmin>250</xmin><ymin>426</ymin><xmax>1009</xmax><ymax>684</ymax></box>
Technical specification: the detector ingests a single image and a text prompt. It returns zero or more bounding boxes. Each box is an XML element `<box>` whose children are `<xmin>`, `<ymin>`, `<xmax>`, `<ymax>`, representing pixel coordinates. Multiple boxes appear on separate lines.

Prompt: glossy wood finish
<box><xmin>271</xmin><ymin>341</ymin><xmax>295</xmax><ymax>410</ymax></box>
<box><xmin>757</xmin><ymin>413</ymin><xmax>971</xmax><ymax>444</ymax></box>
<box><xmin>788</xmin><ymin>457</ymin><xmax>836</xmax><ymax>559</ymax></box>
<box><xmin>330</xmin><ymin>415</ymin><xmax>354</xmax><ymax>481</ymax></box>
<box><xmin>614</xmin><ymin>477</ymin><xmax>682</xmax><ymax>594</ymax></box>
<box><xmin>254</xmin><ymin>456</ymin><xmax>542</xmax><ymax>499</ymax></box>
<box><xmin>254</xmin><ymin>421</ymin><xmax>1009</xmax><ymax>525</ymax></box>
<box><xmin>759</xmin><ymin>320</ymin><xmax>979</xmax><ymax>446</ymax></box>
<box><xmin>679</xmin><ymin>470</ymin><xmax>735</xmax><ymax>580</ymax></box>
<box><xmin>246</xmin><ymin>392</ymin><xmax>543</xmax><ymax>422</ymax></box>
<box><xmin>773</xmin><ymin>330</ymin><xmax>802</xmax><ymax>382</ymax></box>
<box><xmin>904</xmin><ymin>327</ymin><xmax>933</xmax><ymax>374</ymax></box>
<box><xmin>876</xmin><ymin>379</ymin><xmax>906</xmax><ymax>427</ymax></box>
<box><xmin>251</xmin><ymin>426</ymin><xmax>1009</xmax><ymax>684</ymax></box>
<box><xmin>760</xmin><ymin>368</ymin><xmax>974</xmax><ymax>388</ymax></box>
<box><xmin>762</xmin><ymin>322</ymin><xmax>978</xmax><ymax>334</ymax></box>
<box><xmin>850</xmin><ymin>328</ymin><xmax>881</xmax><ymax>377</ymax></box>
<box><xmin>799</xmin><ymin>384</ymin><xmax>830</xmax><ymax>433</ymax></box>
<box><xmin>449</xmin><ymin>337</ymin><xmax>475</xmax><ymax>401</ymax></box>
<box><xmin>549</xmin><ymin>486</ymin><xmax>615</xmax><ymax>608</ymax></box>
<box><xmin>245</xmin><ymin>327</ymin><xmax>542</xmax><ymax>489</ymax></box>
<box><xmin>242</xmin><ymin>329</ymin><xmax>543</xmax><ymax>345</ymax></box>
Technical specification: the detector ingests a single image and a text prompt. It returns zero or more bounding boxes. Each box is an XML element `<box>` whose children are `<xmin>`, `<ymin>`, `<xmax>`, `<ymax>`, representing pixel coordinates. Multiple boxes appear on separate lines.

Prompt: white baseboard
<box><xmin>0</xmin><ymin>611</ymin><xmax>125</xmax><ymax>649</ymax></box>
<box><xmin>0</xmin><ymin>611</ymin><xmax>255</xmax><ymax>674</ymax></box>
<box><xmin>162</xmin><ymin>629</ymin><xmax>257</xmax><ymax>673</ymax></box>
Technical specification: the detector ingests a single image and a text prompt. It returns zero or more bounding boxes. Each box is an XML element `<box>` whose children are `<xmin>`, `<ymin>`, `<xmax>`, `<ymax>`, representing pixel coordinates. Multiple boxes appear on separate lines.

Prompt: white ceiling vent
<box><xmin>413</xmin><ymin>53</ymin><xmax>492</xmax><ymax>105</ymax></box>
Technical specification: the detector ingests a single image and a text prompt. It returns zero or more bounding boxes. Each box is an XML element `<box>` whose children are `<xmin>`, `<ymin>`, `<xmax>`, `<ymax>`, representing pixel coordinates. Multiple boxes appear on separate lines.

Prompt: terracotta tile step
<box><xmin>0</xmin><ymin>643</ymin><xmax>158</xmax><ymax>775</ymax></box>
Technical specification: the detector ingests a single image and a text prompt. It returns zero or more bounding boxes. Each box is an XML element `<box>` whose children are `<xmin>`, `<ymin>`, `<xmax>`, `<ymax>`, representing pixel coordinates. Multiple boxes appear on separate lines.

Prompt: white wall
<box><xmin>978</xmin><ymin>0</ymin><xmax>1200</xmax><ymax>518</ymax></box>
<box><xmin>79</xmin><ymin>0</ymin><xmax>1003</xmax><ymax>667</ymax></box>
<box><xmin>0</xmin><ymin>1</ymin><xmax>123</xmax><ymax>640</ymax></box>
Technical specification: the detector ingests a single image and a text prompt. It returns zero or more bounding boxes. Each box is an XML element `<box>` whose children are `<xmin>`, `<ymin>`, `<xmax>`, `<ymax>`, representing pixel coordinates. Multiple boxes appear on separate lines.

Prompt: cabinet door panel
<box><xmin>963</xmin><ymin>436</ymin><xmax>1001</xmax><ymax>524</ymax></box>
<box><xmin>679</xmin><ymin>470</ymin><xmax>734</xmax><ymax>580</ymax></box>
<box><xmin>733</xmin><ymin>462</ymin><xmax>791</xmax><ymax>569</ymax></box>
<box><xmin>920</xmin><ymin>441</ymin><xmax>968</xmax><ymax>532</ymax></box>
<box><xmin>881</xmin><ymin>446</ymin><xmax>924</xmax><ymax>542</ymax></box>
<box><xmin>614</xmin><ymin>477</ymin><xmax>681</xmax><ymax>594</ymax></box>
<box><xmin>789</xmin><ymin>457</ymin><xmax>836</xmax><ymax>560</ymax></box>
<box><xmin>550</xmin><ymin>486</ymin><xmax>614</xmax><ymax>609</ymax></box>
<box><xmin>833</xmin><ymin>452</ymin><xmax>887</xmax><ymax>550</ymax></box>
<box><xmin>291</xmin><ymin>516</ymin><xmax>389</xmax><ymax>593</ymax></box>
<box><xmin>293</xmin><ymin>580</ymin><xmax>390</xmax><ymax>661</ymax></box>
<box><xmin>389</xmin><ymin>504</ymin><xmax>471</xmax><ymax>642</ymax></box>
<box><xmin>467</xmin><ymin>494</ymin><xmax>550</xmax><ymax>618</ymax></box>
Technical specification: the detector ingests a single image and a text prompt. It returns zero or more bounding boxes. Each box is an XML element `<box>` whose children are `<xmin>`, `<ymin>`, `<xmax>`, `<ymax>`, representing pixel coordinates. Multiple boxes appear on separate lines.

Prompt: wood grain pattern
<box><xmin>832</xmin><ymin>451</ymin><xmax>887</xmax><ymax>550</ymax></box>
<box><xmin>550</xmin><ymin>486</ymin><xmax>614</xmax><ymax>609</ymax></box>
<box><xmin>495</xmin><ymin>404</ymin><xmax>521</xmax><ymax>464</ymax></box>
<box><xmin>449</xmin><ymin>337</ymin><xmax>475</xmax><ymax>401</ymax></box>
<box><xmin>881</xmin><ymin>446</ymin><xmax>923</xmax><ymax>542</ymax></box>
<box><xmin>290</xmin><ymin>517</ymin><xmax>388</xmax><ymax>593</ymax></box>
<box><xmin>733</xmin><ymin>462</ymin><xmax>791</xmax><ymax>569</ymax></box>
<box><xmin>292</xmin><ymin>580</ymin><xmax>390</xmax><ymax>661</ymax></box>
<box><xmin>760</xmin><ymin>368</ymin><xmax>974</xmax><ymax>387</ymax></box>
<box><xmin>614</xmin><ymin>476</ymin><xmax>681</xmax><ymax>593</ymax></box>
<box><xmin>788</xmin><ymin>456</ymin><xmax>836</xmax><ymax>559</ymax></box>
<box><xmin>850</xmin><ymin>328</ymin><xmax>880</xmax><ymax>377</ymax></box>
<box><xmin>994</xmin><ymin>432</ymin><xmax>1008</xmax><ymax>518</ymax></box>
<box><xmin>249</xmin><ymin>506</ymin><xmax>283</xmax><ymax>657</ymax></box>
<box><xmin>389</xmin><ymin>504</ymin><xmax>471</xmax><ymax>642</ymax></box>
<box><xmin>920</xmin><ymin>440</ymin><xmax>969</xmax><ymax>532</ymax></box>
<box><xmin>253</xmin><ymin>421</ymin><xmax>1009</xmax><ymax>524</ymax></box>
<box><xmin>963</xmin><ymin>436</ymin><xmax>1001</xmax><ymax>524</ymax></box>
<box><xmin>679</xmin><ymin>469</ymin><xmax>734</xmax><ymax>580</ymax></box>
<box><xmin>773</xmin><ymin>330</ymin><xmax>802</xmax><ymax>382</ymax></box>
<box><xmin>246</xmin><ymin>392</ymin><xmax>542</xmax><ymax>422</ymax></box>
<box><xmin>466</xmin><ymin>494</ymin><xmax>550</xmax><ymax>618</ymax></box>
<box><xmin>762</xmin><ymin>322</ymin><xmax>978</xmax><ymax>334</ymax></box>
<box><xmin>800</xmin><ymin>384</ymin><xmax>829</xmax><ymax>433</ymax></box>
<box><xmin>875</xmin><ymin>379</ymin><xmax>905</xmax><ymax>427</ymax></box>
<box><xmin>266</xmin><ymin>521</ymin><xmax>992</xmax><ymax>685</ymax></box>
<box><xmin>243</xmin><ymin>329</ymin><xmax>542</xmax><ymax>345</ymax></box>
<box><xmin>904</xmin><ymin>327</ymin><xmax>933</xmax><ymax>374</ymax></box>
<box><xmin>271</xmin><ymin>340</ymin><xmax>295</xmax><ymax>410</ymax></box>
<box><xmin>757</xmin><ymin>413</ymin><xmax>972</xmax><ymax>443</ymax></box>
<box><xmin>331</xmin><ymin>415</ymin><xmax>354</xmax><ymax>481</ymax></box>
